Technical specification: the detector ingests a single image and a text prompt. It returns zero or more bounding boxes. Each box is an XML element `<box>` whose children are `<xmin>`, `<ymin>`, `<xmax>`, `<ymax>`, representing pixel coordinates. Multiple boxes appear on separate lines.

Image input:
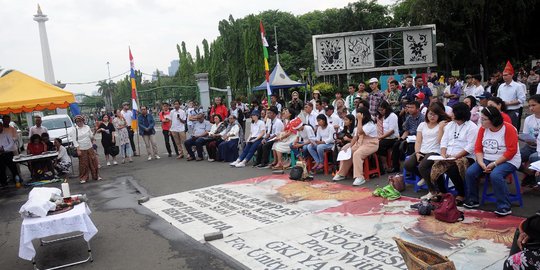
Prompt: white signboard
<box><xmin>403</xmin><ymin>29</ymin><xmax>434</xmax><ymax>65</ymax></box>
<box><xmin>316</xmin><ymin>37</ymin><xmax>346</xmax><ymax>72</ymax></box>
<box><xmin>345</xmin><ymin>34</ymin><xmax>375</xmax><ymax>69</ymax></box>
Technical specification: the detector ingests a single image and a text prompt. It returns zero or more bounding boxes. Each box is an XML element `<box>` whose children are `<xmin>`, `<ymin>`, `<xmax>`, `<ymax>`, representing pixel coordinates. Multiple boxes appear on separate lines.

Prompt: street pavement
<box><xmin>1</xmin><ymin>128</ymin><xmax>539</xmax><ymax>269</ymax></box>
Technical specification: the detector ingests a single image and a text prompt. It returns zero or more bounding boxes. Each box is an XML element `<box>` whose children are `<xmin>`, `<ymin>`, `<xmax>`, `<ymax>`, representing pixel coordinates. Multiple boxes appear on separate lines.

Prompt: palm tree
<box><xmin>96</xmin><ymin>80</ymin><xmax>116</xmax><ymax>112</ymax></box>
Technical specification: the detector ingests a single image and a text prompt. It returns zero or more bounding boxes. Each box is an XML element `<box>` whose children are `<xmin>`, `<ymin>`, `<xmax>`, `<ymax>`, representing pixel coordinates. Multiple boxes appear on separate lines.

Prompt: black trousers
<box><xmin>127</xmin><ymin>126</ymin><xmax>137</xmax><ymax>154</ymax></box>
<box><xmin>162</xmin><ymin>130</ymin><xmax>179</xmax><ymax>155</ymax></box>
<box><xmin>256</xmin><ymin>140</ymin><xmax>275</xmax><ymax>165</ymax></box>
<box><xmin>0</xmin><ymin>152</ymin><xmax>18</xmax><ymax>186</ymax></box>
<box><xmin>391</xmin><ymin>140</ymin><xmax>414</xmax><ymax>170</ymax></box>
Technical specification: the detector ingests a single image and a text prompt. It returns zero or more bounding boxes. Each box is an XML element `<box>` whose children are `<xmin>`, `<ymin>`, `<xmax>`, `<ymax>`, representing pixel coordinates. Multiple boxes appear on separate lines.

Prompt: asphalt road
<box><xmin>1</xmin><ymin>128</ymin><xmax>539</xmax><ymax>269</ymax></box>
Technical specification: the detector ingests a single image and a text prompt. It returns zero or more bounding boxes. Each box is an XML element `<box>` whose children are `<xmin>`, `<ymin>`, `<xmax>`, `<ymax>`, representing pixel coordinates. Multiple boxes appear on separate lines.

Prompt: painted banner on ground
<box><xmin>143</xmin><ymin>175</ymin><xmax>523</xmax><ymax>270</ymax></box>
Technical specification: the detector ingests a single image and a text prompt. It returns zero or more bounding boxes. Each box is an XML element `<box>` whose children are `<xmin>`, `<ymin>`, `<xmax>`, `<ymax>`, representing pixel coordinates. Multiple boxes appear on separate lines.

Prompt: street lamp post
<box><xmin>299</xmin><ymin>67</ymin><xmax>306</xmax><ymax>103</ymax></box>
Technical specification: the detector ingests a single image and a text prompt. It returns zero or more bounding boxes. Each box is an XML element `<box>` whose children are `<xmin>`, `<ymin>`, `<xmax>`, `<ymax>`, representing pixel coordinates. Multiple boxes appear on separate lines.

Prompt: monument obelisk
<box><xmin>33</xmin><ymin>5</ymin><xmax>67</xmax><ymax>115</ymax></box>
<box><xmin>33</xmin><ymin>5</ymin><xmax>55</xmax><ymax>84</ymax></box>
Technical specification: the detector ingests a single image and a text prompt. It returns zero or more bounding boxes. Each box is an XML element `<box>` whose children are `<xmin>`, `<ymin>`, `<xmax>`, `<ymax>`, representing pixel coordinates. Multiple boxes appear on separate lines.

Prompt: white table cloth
<box><xmin>19</xmin><ymin>202</ymin><xmax>98</xmax><ymax>260</ymax></box>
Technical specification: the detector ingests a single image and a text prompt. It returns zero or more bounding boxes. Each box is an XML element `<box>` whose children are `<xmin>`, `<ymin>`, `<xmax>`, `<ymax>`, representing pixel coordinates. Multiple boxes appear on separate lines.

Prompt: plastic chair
<box><xmin>363</xmin><ymin>153</ymin><xmax>381</xmax><ymax>179</ymax></box>
<box><xmin>323</xmin><ymin>149</ymin><xmax>335</xmax><ymax>175</ymax></box>
<box><xmin>402</xmin><ymin>156</ymin><xmax>428</xmax><ymax>192</ymax></box>
<box><xmin>481</xmin><ymin>171</ymin><xmax>523</xmax><ymax>207</ymax></box>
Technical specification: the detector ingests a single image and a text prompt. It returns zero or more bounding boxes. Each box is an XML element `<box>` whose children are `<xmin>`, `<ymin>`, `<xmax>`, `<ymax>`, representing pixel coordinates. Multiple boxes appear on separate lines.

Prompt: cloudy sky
<box><xmin>1</xmin><ymin>0</ymin><xmax>395</xmax><ymax>95</ymax></box>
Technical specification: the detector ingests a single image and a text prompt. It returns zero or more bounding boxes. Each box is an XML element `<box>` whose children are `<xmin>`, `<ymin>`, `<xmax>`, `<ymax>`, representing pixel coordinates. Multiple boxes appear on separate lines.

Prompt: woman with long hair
<box><xmin>230</xmin><ymin>110</ymin><xmax>266</xmax><ymax>168</ymax></box>
<box><xmin>218</xmin><ymin>115</ymin><xmax>241</xmax><ymax>162</ymax></box>
<box><xmin>403</xmin><ymin>104</ymin><xmax>448</xmax><ymax>199</ymax></box>
<box><xmin>112</xmin><ymin>109</ymin><xmax>133</xmax><ymax>163</ymax></box>
<box><xmin>307</xmin><ymin>114</ymin><xmax>335</xmax><ymax>173</ymax></box>
<box><xmin>487</xmin><ymin>96</ymin><xmax>512</xmax><ymax>123</ymax></box>
<box><xmin>96</xmin><ymin>114</ymin><xmax>117</xmax><ymax>166</ymax></box>
<box><xmin>205</xmin><ymin>114</ymin><xmax>228</xmax><ymax>162</ymax></box>
<box><xmin>375</xmin><ymin>101</ymin><xmax>399</xmax><ymax>173</ymax></box>
<box><xmin>332</xmin><ymin>106</ymin><xmax>379</xmax><ymax>186</ymax></box>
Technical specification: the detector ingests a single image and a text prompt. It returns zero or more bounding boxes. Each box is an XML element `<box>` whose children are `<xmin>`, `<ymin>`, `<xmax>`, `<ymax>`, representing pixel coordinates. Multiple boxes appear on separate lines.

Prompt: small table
<box><xmin>19</xmin><ymin>202</ymin><xmax>98</xmax><ymax>270</ymax></box>
<box><xmin>13</xmin><ymin>152</ymin><xmax>58</xmax><ymax>181</ymax></box>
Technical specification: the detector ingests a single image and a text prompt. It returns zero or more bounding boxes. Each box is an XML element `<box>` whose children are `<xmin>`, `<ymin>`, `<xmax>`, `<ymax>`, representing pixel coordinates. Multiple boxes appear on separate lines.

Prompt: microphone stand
<box><xmin>64</xmin><ymin>121</ymin><xmax>75</xmax><ymax>178</ymax></box>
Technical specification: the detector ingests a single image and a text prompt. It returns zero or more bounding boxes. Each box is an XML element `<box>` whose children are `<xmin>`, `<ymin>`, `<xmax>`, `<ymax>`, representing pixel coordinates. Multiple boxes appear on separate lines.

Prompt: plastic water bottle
<box><xmin>15</xmin><ymin>176</ymin><xmax>21</xmax><ymax>188</ymax></box>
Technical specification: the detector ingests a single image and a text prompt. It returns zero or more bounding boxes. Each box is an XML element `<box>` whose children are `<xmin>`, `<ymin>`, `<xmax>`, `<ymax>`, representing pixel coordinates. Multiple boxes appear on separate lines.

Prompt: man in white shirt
<box><xmin>344</xmin><ymin>84</ymin><xmax>359</xmax><ymax>113</ymax></box>
<box><xmin>255</xmin><ymin>106</ymin><xmax>284</xmax><ymax>168</ymax></box>
<box><xmin>28</xmin><ymin>116</ymin><xmax>48</xmax><ymax>138</ymax></box>
<box><xmin>462</xmin><ymin>75</ymin><xmax>475</xmax><ymax>97</ymax></box>
<box><xmin>301</xmin><ymin>103</ymin><xmax>318</xmax><ymax>128</ymax></box>
<box><xmin>471</xmin><ymin>74</ymin><xmax>485</xmax><ymax>99</ymax></box>
<box><xmin>121</xmin><ymin>102</ymin><xmax>137</xmax><ymax>155</ymax></box>
<box><xmin>0</xmin><ymin>124</ymin><xmax>20</xmax><ymax>187</ymax></box>
<box><xmin>314</xmin><ymin>100</ymin><xmax>325</xmax><ymax>117</ymax></box>
<box><xmin>183</xmin><ymin>114</ymin><xmax>211</xmax><ymax>161</ymax></box>
<box><xmin>497</xmin><ymin>62</ymin><xmax>526</xmax><ymax>128</ymax></box>
<box><xmin>324</xmin><ymin>105</ymin><xmax>342</xmax><ymax>130</ymax></box>
<box><xmin>170</xmin><ymin>100</ymin><xmax>187</xmax><ymax>159</ymax></box>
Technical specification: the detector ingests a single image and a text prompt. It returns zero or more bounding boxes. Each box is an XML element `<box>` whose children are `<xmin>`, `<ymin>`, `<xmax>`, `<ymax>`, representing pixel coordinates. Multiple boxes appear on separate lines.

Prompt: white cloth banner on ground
<box><xmin>144</xmin><ymin>175</ymin><xmax>523</xmax><ymax>270</ymax></box>
<box><xmin>19</xmin><ymin>202</ymin><xmax>98</xmax><ymax>260</ymax></box>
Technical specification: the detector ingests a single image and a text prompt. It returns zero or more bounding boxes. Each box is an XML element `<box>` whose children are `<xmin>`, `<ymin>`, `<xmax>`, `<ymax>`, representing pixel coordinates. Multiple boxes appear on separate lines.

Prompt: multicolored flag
<box><xmin>129</xmin><ymin>47</ymin><xmax>139</xmax><ymax>130</ymax></box>
<box><xmin>259</xmin><ymin>21</ymin><xmax>272</xmax><ymax>102</ymax></box>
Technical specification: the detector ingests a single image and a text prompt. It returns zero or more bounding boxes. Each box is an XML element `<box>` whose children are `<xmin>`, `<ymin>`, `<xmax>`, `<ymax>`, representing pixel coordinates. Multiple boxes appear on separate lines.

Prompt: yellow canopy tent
<box><xmin>0</xmin><ymin>70</ymin><xmax>75</xmax><ymax>114</ymax></box>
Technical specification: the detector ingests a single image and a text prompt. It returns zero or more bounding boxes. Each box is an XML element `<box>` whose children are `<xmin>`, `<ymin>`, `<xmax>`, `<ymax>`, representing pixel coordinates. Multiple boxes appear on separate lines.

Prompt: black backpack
<box><xmin>289</xmin><ymin>166</ymin><xmax>303</xmax><ymax>180</ymax></box>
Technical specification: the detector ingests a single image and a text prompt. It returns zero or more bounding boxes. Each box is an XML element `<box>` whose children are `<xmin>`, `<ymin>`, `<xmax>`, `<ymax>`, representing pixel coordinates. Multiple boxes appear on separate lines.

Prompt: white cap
<box><xmin>369</xmin><ymin>78</ymin><xmax>379</xmax><ymax>84</ymax></box>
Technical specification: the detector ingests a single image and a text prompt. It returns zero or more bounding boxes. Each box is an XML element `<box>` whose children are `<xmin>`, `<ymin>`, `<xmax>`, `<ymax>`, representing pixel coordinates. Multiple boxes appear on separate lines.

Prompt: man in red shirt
<box><xmin>210</xmin><ymin>97</ymin><xmax>228</xmax><ymax>123</ymax></box>
<box><xmin>159</xmin><ymin>102</ymin><xmax>179</xmax><ymax>157</ymax></box>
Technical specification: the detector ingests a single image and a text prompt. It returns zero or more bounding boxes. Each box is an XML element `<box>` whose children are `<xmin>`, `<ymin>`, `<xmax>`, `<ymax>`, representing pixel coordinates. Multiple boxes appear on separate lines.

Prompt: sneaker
<box><xmin>463</xmin><ymin>201</ymin><xmax>480</xmax><ymax>209</ymax></box>
<box><xmin>155</xmin><ymin>155</ymin><xmax>161</xmax><ymax>160</ymax></box>
<box><xmin>168</xmin><ymin>153</ymin><xmax>172</xmax><ymax>157</ymax></box>
<box><xmin>235</xmin><ymin>160</ymin><xmax>246</xmax><ymax>168</ymax></box>
<box><xmin>208</xmin><ymin>158</ymin><xmax>215</xmax><ymax>162</ymax></box>
<box><xmin>494</xmin><ymin>208</ymin><xmax>512</xmax><ymax>216</ymax></box>
<box><xmin>258</xmin><ymin>164</ymin><xmax>271</xmax><ymax>169</ymax></box>
<box><xmin>229</xmin><ymin>160</ymin><xmax>239</xmax><ymax>166</ymax></box>
<box><xmin>113</xmin><ymin>161</ymin><xmax>118</xmax><ymax>165</ymax></box>
<box><xmin>352</xmin><ymin>177</ymin><xmax>366</xmax><ymax>186</ymax></box>
<box><xmin>332</xmin><ymin>174</ymin><xmax>346</xmax><ymax>181</ymax></box>
<box><xmin>148</xmin><ymin>157</ymin><xmax>153</xmax><ymax>161</ymax></box>
<box><xmin>417</xmin><ymin>178</ymin><xmax>425</xmax><ymax>186</ymax></box>
<box><xmin>79</xmin><ymin>180</ymin><xmax>86</xmax><ymax>184</ymax></box>
<box><xmin>107</xmin><ymin>161</ymin><xmax>111</xmax><ymax>166</ymax></box>
<box><xmin>421</xmin><ymin>192</ymin><xmax>435</xmax><ymax>200</ymax></box>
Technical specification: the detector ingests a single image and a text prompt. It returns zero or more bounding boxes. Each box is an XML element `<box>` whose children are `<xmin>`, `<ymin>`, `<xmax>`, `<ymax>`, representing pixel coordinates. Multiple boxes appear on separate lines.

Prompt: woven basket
<box><xmin>393</xmin><ymin>237</ymin><xmax>456</xmax><ymax>270</ymax></box>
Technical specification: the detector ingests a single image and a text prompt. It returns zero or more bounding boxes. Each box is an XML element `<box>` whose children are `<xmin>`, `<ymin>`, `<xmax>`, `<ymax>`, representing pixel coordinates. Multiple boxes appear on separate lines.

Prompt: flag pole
<box><xmin>260</xmin><ymin>21</ymin><xmax>271</xmax><ymax>108</ymax></box>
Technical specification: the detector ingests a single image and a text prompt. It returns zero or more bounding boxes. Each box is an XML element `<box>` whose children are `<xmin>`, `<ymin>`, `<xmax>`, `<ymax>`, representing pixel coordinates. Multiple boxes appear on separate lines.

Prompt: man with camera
<box><xmin>288</xmin><ymin>91</ymin><xmax>304</xmax><ymax>115</ymax></box>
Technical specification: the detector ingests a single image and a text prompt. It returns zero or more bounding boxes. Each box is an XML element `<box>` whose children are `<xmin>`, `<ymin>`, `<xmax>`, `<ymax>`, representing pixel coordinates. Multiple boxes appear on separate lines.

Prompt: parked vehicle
<box><xmin>41</xmin><ymin>114</ymin><xmax>74</xmax><ymax>145</ymax></box>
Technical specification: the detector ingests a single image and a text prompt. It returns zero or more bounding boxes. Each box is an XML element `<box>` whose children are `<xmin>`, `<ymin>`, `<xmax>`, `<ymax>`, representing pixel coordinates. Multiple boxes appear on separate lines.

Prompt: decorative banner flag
<box><xmin>129</xmin><ymin>47</ymin><xmax>139</xmax><ymax>130</ymax></box>
<box><xmin>259</xmin><ymin>21</ymin><xmax>272</xmax><ymax>102</ymax></box>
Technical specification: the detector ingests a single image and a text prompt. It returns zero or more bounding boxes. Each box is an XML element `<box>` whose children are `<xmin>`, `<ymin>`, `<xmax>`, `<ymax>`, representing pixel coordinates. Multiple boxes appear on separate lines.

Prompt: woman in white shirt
<box><xmin>520</xmin><ymin>95</ymin><xmax>540</xmax><ymax>187</ymax></box>
<box><xmin>53</xmin><ymin>138</ymin><xmax>71</xmax><ymax>176</ymax></box>
<box><xmin>464</xmin><ymin>106</ymin><xmax>520</xmax><ymax>216</ymax></box>
<box><xmin>205</xmin><ymin>114</ymin><xmax>228</xmax><ymax>162</ymax></box>
<box><xmin>332</xmin><ymin>106</ymin><xmax>379</xmax><ymax>186</ymax></box>
<box><xmin>307</xmin><ymin>114</ymin><xmax>335</xmax><ymax>173</ymax></box>
<box><xmin>71</xmin><ymin>115</ymin><xmax>101</xmax><ymax>183</ymax></box>
<box><xmin>290</xmin><ymin>124</ymin><xmax>316</xmax><ymax>161</ymax></box>
<box><xmin>218</xmin><ymin>115</ymin><xmax>242</xmax><ymax>162</ymax></box>
<box><xmin>231</xmin><ymin>110</ymin><xmax>265</xmax><ymax>168</ymax></box>
<box><xmin>375</xmin><ymin>101</ymin><xmax>399</xmax><ymax>173</ymax></box>
<box><xmin>272</xmin><ymin>109</ymin><xmax>300</xmax><ymax>170</ymax></box>
<box><xmin>403</xmin><ymin>104</ymin><xmax>448</xmax><ymax>197</ymax></box>
<box><xmin>431</xmin><ymin>102</ymin><xmax>478</xmax><ymax>203</ymax></box>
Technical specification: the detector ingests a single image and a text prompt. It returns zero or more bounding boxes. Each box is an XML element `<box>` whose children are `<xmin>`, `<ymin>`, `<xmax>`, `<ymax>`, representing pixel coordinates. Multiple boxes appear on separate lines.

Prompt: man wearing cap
<box><xmin>415</xmin><ymin>92</ymin><xmax>427</xmax><ymax>115</ymax></box>
<box><xmin>443</xmin><ymin>75</ymin><xmax>461</xmax><ymax>107</ymax></box>
<box><xmin>28</xmin><ymin>115</ymin><xmax>48</xmax><ymax>138</ymax></box>
<box><xmin>159</xmin><ymin>102</ymin><xmax>179</xmax><ymax>157</ymax></box>
<box><xmin>345</xmin><ymin>84</ymin><xmax>359</xmax><ymax>113</ymax></box>
<box><xmin>254</xmin><ymin>106</ymin><xmax>284</xmax><ymax>168</ymax></box>
<box><xmin>368</xmin><ymin>78</ymin><xmax>385</xmax><ymax>117</ymax></box>
<box><xmin>121</xmin><ymin>102</ymin><xmax>137</xmax><ymax>156</ymax></box>
<box><xmin>498</xmin><ymin>61</ymin><xmax>526</xmax><ymax>128</ymax></box>
<box><xmin>288</xmin><ymin>91</ymin><xmax>304</xmax><ymax>115</ymax></box>
<box><xmin>414</xmin><ymin>76</ymin><xmax>432</xmax><ymax>107</ymax></box>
